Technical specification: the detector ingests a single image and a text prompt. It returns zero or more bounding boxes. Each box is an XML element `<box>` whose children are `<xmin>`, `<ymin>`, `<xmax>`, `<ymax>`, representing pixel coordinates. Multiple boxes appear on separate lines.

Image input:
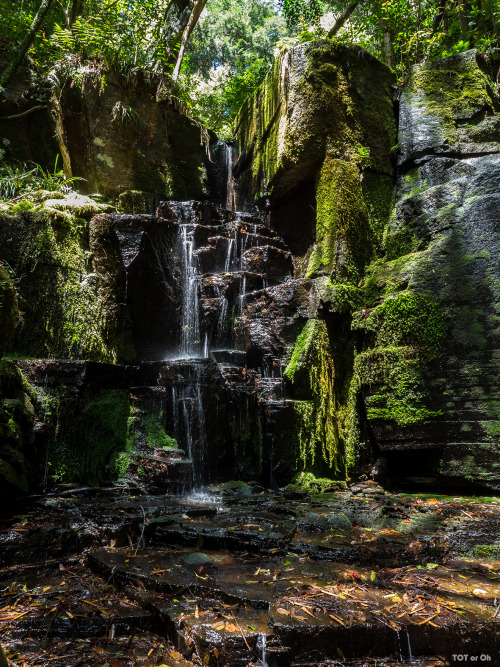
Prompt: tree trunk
<box><xmin>162</xmin><ymin>0</ymin><xmax>197</xmax><ymax>69</ymax></box>
<box><xmin>432</xmin><ymin>0</ymin><xmax>447</xmax><ymax>34</ymax></box>
<box><xmin>457</xmin><ymin>1</ymin><xmax>469</xmax><ymax>37</ymax></box>
<box><xmin>382</xmin><ymin>30</ymin><xmax>395</xmax><ymax>69</ymax></box>
<box><xmin>172</xmin><ymin>0</ymin><xmax>209</xmax><ymax>81</ymax></box>
<box><xmin>327</xmin><ymin>0</ymin><xmax>362</xmax><ymax>39</ymax></box>
<box><xmin>69</xmin><ymin>0</ymin><xmax>85</xmax><ymax>27</ymax></box>
<box><xmin>0</xmin><ymin>0</ymin><xmax>56</xmax><ymax>91</ymax></box>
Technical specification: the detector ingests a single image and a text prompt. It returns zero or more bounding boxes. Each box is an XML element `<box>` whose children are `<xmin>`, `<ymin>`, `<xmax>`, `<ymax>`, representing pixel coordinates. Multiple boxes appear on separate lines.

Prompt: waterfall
<box><xmin>225</xmin><ymin>142</ymin><xmax>237</xmax><ymax>212</ymax></box>
<box><xmin>257</xmin><ymin>632</ymin><xmax>267</xmax><ymax>667</ymax></box>
<box><xmin>405</xmin><ymin>629</ymin><xmax>413</xmax><ymax>663</ymax></box>
<box><xmin>178</xmin><ymin>222</ymin><xmax>201</xmax><ymax>358</ymax></box>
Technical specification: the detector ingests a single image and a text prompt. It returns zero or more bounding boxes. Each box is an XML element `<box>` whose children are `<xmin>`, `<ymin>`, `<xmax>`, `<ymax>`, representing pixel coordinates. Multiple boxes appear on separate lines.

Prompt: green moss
<box><xmin>0</xmin><ymin>262</ymin><xmax>18</xmax><ymax>359</ymax></box>
<box><xmin>117</xmin><ymin>190</ymin><xmax>153</xmax><ymax>214</ymax></box>
<box><xmin>355</xmin><ymin>346</ymin><xmax>443</xmax><ymax>426</ymax></box>
<box><xmin>44</xmin><ymin>389</ymin><xmax>132</xmax><ymax>486</ymax></box>
<box><xmin>365</xmin><ymin>291</ymin><xmax>445</xmax><ymax>358</ymax></box>
<box><xmin>285</xmin><ymin>319</ymin><xmax>343</xmax><ymax>474</ymax></box>
<box><xmin>0</xmin><ymin>210</ymin><xmax>121</xmax><ymax>361</ymax></box>
<box><xmin>408</xmin><ymin>53</ymin><xmax>495</xmax><ymax>143</ymax></box>
<box><xmin>384</xmin><ymin>228</ymin><xmax>421</xmax><ymax>261</ymax></box>
<box><xmin>362</xmin><ymin>172</ymin><xmax>395</xmax><ymax>247</ymax></box>
<box><xmin>290</xmin><ymin>471</ymin><xmax>345</xmax><ymax>493</ymax></box>
<box><xmin>143</xmin><ymin>411</ymin><xmax>177</xmax><ymax>449</ymax></box>
<box><xmin>306</xmin><ymin>157</ymin><xmax>372</xmax><ymax>282</ymax></box>
<box><xmin>469</xmin><ymin>544</ymin><xmax>500</xmax><ymax>560</ymax></box>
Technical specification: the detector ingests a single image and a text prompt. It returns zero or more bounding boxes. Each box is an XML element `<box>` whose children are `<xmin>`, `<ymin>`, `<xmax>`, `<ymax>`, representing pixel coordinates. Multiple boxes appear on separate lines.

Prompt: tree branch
<box><xmin>327</xmin><ymin>0</ymin><xmax>362</xmax><ymax>39</ymax></box>
<box><xmin>0</xmin><ymin>105</ymin><xmax>48</xmax><ymax>120</ymax></box>
<box><xmin>0</xmin><ymin>0</ymin><xmax>57</xmax><ymax>91</ymax></box>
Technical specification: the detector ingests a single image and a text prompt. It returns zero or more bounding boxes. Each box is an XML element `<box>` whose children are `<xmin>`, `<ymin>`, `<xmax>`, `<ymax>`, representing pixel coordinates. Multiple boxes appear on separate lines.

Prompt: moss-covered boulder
<box><xmin>234</xmin><ymin>41</ymin><xmax>396</xmax><ymax>277</ymax></box>
<box><xmin>60</xmin><ymin>70</ymin><xmax>211</xmax><ymax>202</ymax></box>
<box><xmin>0</xmin><ymin>206</ymin><xmax>128</xmax><ymax>362</ymax></box>
<box><xmin>235</xmin><ymin>41</ymin><xmax>396</xmax><ymax>204</ymax></box>
<box><xmin>0</xmin><ymin>261</ymin><xmax>18</xmax><ymax>358</ymax></box>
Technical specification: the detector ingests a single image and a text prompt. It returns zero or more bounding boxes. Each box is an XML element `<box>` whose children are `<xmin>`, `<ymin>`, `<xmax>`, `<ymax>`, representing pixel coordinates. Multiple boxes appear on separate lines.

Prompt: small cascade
<box><xmin>405</xmin><ymin>630</ymin><xmax>413</xmax><ymax>663</ymax></box>
<box><xmin>150</xmin><ymin>199</ymin><xmax>296</xmax><ymax>489</ymax></box>
<box><xmin>257</xmin><ymin>632</ymin><xmax>267</xmax><ymax>667</ymax></box>
<box><xmin>178</xmin><ymin>222</ymin><xmax>201</xmax><ymax>358</ymax></box>
<box><xmin>225</xmin><ymin>141</ymin><xmax>237</xmax><ymax>212</ymax></box>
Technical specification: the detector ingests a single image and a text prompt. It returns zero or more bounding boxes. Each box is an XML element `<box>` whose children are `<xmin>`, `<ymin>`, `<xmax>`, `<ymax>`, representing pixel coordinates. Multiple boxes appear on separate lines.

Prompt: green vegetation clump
<box><xmin>307</xmin><ymin>157</ymin><xmax>372</xmax><ymax>282</ymax></box>
<box><xmin>352</xmin><ymin>288</ymin><xmax>446</xmax><ymax>428</ymax></box>
<box><xmin>290</xmin><ymin>471</ymin><xmax>345</xmax><ymax>493</ymax></box>
<box><xmin>470</xmin><ymin>544</ymin><xmax>500</xmax><ymax>560</ymax></box>
<box><xmin>285</xmin><ymin>319</ymin><xmax>343</xmax><ymax>475</ymax></box>
<box><xmin>44</xmin><ymin>388</ymin><xmax>132</xmax><ymax>486</ymax></box>
<box><xmin>367</xmin><ymin>291</ymin><xmax>445</xmax><ymax>358</ymax></box>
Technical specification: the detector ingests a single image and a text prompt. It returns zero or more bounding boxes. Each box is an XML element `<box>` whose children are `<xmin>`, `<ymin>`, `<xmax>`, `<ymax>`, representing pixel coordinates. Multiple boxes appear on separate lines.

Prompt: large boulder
<box><xmin>234</xmin><ymin>41</ymin><xmax>396</xmax><ymax>271</ymax></box>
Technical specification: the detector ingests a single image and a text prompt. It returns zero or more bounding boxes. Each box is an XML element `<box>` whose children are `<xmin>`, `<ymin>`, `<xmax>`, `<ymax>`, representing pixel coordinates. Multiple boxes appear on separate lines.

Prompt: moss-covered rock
<box><xmin>0</xmin><ymin>261</ymin><xmax>18</xmax><ymax>358</ymax></box>
<box><xmin>235</xmin><ymin>41</ymin><xmax>396</xmax><ymax>205</ymax></box>
<box><xmin>0</xmin><ymin>361</ymin><xmax>36</xmax><ymax>497</ymax></box>
<box><xmin>0</xmin><ymin>208</ymin><xmax>124</xmax><ymax>361</ymax></box>
<box><xmin>59</xmin><ymin>70</ymin><xmax>210</xmax><ymax>202</ymax></box>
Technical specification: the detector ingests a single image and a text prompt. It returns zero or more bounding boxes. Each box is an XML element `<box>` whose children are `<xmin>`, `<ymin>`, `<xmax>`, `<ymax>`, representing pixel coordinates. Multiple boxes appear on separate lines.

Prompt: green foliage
<box><xmin>285</xmin><ymin>319</ymin><xmax>344</xmax><ymax>475</ymax></box>
<box><xmin>0</xmin><ymin>157</ymin><xmax>82</xmax><ymax>203</ymax></box>
<box><xmin>179</xmin><ymin>0</ymin><xmax>290</xmax><ymax>137</ymax></box>
<box><xmin>279</xmin><ymin>0</ymin><xmax>500</xmax><ymax>80</ymax></box>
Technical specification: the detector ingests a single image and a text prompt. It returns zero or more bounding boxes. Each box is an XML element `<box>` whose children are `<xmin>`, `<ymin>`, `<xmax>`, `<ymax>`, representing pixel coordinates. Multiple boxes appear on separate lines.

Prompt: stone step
<box><xmin>211</xmin><ymin>349</ymin><xmax>247</xmax><ymax>365</ymax></box>
<box><xmin>89</xmin><ymin>547</ymin><xmax>500</xmax><ymax>664</ymax></box>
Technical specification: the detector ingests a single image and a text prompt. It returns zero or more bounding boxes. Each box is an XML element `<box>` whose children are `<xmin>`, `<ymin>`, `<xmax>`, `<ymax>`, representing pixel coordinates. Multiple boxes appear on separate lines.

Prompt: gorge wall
<box><xmin>1</xmin><ymin>42</ymin><xmax>500</xmax><ymax>498</ymax></box>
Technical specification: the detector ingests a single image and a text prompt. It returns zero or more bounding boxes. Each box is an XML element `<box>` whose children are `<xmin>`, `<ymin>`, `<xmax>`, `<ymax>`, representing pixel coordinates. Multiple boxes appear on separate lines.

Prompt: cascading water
<box><xmin>225</xmin><ymin>141</ymin><xmax>237</xmax><ymax>212</ymax></box>
<box><xmin>257</xmin><ymin>632</ymin><xmax>267</xmax><ymax>667</ymax></box>
<box><xmin>178</xmin><ymin>222</ymin><xmax>201</xmax><ymax>358</ymax></box>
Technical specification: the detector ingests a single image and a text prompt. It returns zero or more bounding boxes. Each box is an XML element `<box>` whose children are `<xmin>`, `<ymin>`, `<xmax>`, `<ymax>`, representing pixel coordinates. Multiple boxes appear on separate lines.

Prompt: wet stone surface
<box><xmin>1</xmin><ymin>486</ymin><xmax>499</xmax><ymax>665</ymax></box>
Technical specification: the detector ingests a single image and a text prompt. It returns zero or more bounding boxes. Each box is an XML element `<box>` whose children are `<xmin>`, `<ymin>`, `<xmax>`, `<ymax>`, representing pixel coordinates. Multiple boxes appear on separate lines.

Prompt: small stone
<box><xmin>181</xmin><ymin>552</ymin><xmax>215</xmax><ymax>566</ymax></box>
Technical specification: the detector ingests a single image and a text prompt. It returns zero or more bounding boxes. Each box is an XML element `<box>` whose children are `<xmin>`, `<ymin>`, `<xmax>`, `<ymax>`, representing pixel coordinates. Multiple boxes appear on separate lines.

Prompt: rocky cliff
<box><xmin>234</xmin><ymin>43</ymin><xmax>500</xmax><ymax>491</ymax></box>
<box><xmin>1</xmin><ymin>43</ymin><xmax>500</xmax><ymax>494</ymax></box>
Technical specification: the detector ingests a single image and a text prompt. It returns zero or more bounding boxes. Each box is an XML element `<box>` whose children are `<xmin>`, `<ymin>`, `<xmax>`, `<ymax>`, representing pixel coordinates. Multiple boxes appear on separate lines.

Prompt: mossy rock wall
<box><xmin>61</xmin><ymin>70</ymin><xmax>212</xmax><ymax>203</ymax></box>
<box><xmin>0</xmin><ymin>261</ymin><xmax>18</xmax><ymax>358</ymax></box>
<box><xmin>255</xmin><ymin>48</ymin><xmax>500</xmax><ymax>490</ymax></box>
<box><xmin>0</xmin><ymin>208</ymin><xmax>126</xmax><ymax>362</ymax></box>
<box><xmin>0</xmin><ymin>206</ymin><xmax>184</xmax><ymax>363</ymax></box>
<box><xmin>352</xmin><ymin>50</ymin><xmax>500</xmax><ymax>489</ymax></box>
<box><xmin>0</xmin><ymin>361</ymin><xmax>36</xmax><ymax>499</ymax></box>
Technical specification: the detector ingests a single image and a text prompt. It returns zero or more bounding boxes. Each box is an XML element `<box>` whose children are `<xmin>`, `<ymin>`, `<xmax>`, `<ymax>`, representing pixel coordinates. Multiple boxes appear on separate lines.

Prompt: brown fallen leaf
<box><xmin>328</xmin><ymin>614</ymin><xmax>345</xmax><ymax>626</ymax></box>
<box><xmin>277</xmin><ymin>608</ymin><xmax>289</xmax><ymax>615</ymax></box>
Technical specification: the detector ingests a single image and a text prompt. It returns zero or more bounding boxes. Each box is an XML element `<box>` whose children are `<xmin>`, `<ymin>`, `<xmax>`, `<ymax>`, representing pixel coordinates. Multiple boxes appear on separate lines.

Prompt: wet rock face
<box><xmin>357</xmin><ymin>51</ymin><xmax>500</xmax><ymax>489</ymax></box>
<box><xmin>2</xmin><ymin>486</ymin><xmax>499</xmax><ymax>666</ymax></box>
<box><xmin>0</xmin><ymin>261</ymin><xmax>18</xmax><ymax>358</ymax></box>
